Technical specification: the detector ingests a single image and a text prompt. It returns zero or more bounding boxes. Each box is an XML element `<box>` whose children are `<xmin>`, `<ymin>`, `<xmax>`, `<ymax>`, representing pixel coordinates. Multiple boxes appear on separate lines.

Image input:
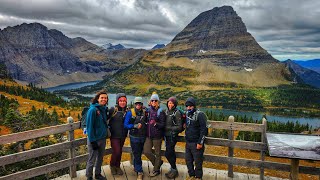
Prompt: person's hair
<box><xmin>91</xmin><ymin>90</ymin><xmax>108</xmax><ymax>104</ymax></box>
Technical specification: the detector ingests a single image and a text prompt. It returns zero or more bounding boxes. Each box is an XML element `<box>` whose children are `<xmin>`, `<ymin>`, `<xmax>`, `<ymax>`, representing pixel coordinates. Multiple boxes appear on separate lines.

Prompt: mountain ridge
<box><xmin>0</xmin><ymin>23</ymin><xmax>145</xmax><ymax>87</ymax></box>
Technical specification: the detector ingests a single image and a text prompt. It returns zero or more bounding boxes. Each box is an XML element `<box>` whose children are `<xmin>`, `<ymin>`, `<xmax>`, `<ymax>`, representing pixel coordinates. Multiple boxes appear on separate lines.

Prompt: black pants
<box><xmin>185</xmin><ymin>142</ymin><xmax>204</xmax><ymax>178</ymax></box>
<box><xmin>165</xmin><ymin>135</ymin><xmax>177</xmax><ymax>169</ymax></box>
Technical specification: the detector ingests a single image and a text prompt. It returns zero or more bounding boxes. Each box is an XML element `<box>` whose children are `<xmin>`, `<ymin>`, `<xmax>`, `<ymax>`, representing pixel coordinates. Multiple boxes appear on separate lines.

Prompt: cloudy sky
<box><xmin>0</xmin><ymin>0</ymin><xmax>319</xmax><ymax>60</ymax></box>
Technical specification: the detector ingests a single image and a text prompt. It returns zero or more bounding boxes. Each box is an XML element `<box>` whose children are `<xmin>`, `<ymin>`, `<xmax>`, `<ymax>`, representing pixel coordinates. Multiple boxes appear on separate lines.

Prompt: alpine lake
<box><xmin>45</xmin><ymin>81</ymin><xmax>320</xmax><ymax>128</ymax></box>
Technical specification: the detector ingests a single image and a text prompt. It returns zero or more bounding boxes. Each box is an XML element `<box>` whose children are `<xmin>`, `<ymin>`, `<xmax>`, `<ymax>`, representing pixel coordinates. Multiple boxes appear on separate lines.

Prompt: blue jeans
<box><xmin>130</xmin><ymin>135</ymin><xmax>146</xmax><ymax>173</ymax></box>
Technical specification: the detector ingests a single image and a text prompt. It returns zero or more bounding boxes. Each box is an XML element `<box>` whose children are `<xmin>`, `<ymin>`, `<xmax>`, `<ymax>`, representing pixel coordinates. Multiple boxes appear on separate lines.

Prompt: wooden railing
<box><xmin>0</xmin><ymin>116</ymin><xmax>319</xmax><ymax>180</ymax></box>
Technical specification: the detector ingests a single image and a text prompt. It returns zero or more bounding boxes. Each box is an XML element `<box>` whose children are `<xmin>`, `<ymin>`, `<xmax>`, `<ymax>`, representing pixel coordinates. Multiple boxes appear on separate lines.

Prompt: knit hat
<box><xmin>116</xmin><ymin>93</ymin><xmax>127</xmax><ymax>104</ymax></box>
<box><xmin>185</xmin><ymin>97</ymin><xmax>196</xmax><ymax>107</ymax></box>
<box><xmin>134</xmin><ymin>97</ymin><xmax>143</xmax><ymax>104</ymax></box>
<box><xmin>150</xmin><ymin>92</ymin><xmax>160</xmax><ymax>101</ymax></box>
<box><xmin>167</xmin><ymin>97</ymin><xmax>178</xmax><ymax>108</ymax></box>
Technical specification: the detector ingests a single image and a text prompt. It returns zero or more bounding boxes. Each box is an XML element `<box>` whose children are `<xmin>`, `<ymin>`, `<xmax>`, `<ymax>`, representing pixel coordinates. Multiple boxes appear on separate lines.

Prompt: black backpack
<box><xmin>80</xmin><ymin>107</ymin><xmax>90</xmax><ymax>130</ymax></box>
<box><xmin>80</xmin><ymin>106</ymin><xmax>108</xmax><ymax>130</ymax></box>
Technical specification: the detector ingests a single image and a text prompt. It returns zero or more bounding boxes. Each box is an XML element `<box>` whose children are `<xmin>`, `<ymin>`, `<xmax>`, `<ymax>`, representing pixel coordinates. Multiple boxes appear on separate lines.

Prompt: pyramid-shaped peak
<box><xmin>167</xmin><ymin>6</ymin><xmax>276</xmax><ymax>64</ymax></box>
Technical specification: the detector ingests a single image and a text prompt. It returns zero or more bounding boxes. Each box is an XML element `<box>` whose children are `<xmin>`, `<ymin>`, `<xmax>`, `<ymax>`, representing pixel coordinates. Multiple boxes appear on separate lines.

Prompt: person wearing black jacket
<box><xmin>184</xmin><ymin>97</ymin><xmax>208</xmax><ymax>180</ymax></box>
<box><xmin>164</xmin><ymin>97</ymin><xmax>183</xmax><ymax>179</ymax></box>
<box><xmin>108</xmin><ymin>93</ymin><xmax>128</xmax><ymax>175</ymax></box>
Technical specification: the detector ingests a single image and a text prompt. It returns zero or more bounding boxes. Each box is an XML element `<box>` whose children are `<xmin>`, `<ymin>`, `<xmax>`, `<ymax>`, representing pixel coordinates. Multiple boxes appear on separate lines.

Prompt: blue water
<box><xmin>47</xmin><ymin>81</ymin><xmax>320</xmax><ymax>128</ymax></box>
<box><xmin>44</xmin><ymin>81</ymin><xmax>101</xmax><ymax>92</ymax></box>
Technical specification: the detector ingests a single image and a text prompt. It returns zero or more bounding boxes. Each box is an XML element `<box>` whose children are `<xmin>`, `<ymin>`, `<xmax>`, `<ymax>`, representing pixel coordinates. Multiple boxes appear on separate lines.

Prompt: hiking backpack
<box><xmin>168</xmin><ymin>108</ymin><xmax>186</xmax><ymax>133</ymax></box>
<box><xmin>80</xmin><ymin>106</ymin><xmax>108</xmax><ymax>130</ymax></box>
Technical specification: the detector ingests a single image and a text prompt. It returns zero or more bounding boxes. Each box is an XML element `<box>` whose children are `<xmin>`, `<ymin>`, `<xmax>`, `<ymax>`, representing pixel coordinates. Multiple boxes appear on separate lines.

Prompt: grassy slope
<box><xmin>0</xmin><ymin>79</ymin><xmax>84</xmax><ymax>138</ymax></box>
<box><xmin>96</xmin><ymin>49</ymin><xmax>320</xmax><ymax>116</ymax></box>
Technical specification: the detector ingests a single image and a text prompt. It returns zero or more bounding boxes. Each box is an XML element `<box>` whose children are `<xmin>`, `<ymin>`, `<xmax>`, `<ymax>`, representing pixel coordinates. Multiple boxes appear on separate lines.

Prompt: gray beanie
<box><xmin>150</xmin><ymin>92</ymin><xmax>160</xmax><ymax>101</ymax></box>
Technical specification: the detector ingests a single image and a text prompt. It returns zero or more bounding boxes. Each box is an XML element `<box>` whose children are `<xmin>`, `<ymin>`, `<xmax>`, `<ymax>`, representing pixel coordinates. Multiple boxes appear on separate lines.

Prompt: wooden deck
<box><xmin>53</xmin><ymin>161</ymin><xmax>288</xmax><ymax>180</ymax></box>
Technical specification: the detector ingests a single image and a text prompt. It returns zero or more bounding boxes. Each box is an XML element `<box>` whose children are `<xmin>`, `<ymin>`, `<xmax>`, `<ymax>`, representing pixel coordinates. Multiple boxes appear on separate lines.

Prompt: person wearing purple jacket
<box><xmin>143</xmin><ymin>92</ymin><xmax>165</xmax><ymax>177</ymax></box>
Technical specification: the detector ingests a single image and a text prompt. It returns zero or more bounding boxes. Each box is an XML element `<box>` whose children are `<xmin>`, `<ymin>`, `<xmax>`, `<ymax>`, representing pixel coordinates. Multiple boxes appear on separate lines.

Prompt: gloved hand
<box><xmin>134</xmin><ymin>123</ymin><xmax>142</xmax><ymax>129</ymax></box>
<box><xmin>91</xmin><ymin>141</ymin><xmax>99</xmax><ymax>150</ymax></box>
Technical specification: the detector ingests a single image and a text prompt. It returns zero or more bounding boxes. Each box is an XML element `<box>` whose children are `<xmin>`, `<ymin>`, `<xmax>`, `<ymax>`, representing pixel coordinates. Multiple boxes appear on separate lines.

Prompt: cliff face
<box><xmin>0</xmin><ymin>23</ymin><xmax>145</xmax><ymax>87</ymax></box>
<box><xmin>167</xmin><ymin>6</ymin><xmax>276</xmax><ymax>67</ymax></box>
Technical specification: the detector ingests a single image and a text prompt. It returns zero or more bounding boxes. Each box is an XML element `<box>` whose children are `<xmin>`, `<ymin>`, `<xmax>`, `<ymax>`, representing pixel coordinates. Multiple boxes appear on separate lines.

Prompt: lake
<box><xmin>47</xmin><ymin>81</ymin><xmax>320</xmax><ymax>128</ymax></box>
<box><xmin>45</xmin><ymin>81</ymin><xmax>101</xmax><ymax>92</ymax></box>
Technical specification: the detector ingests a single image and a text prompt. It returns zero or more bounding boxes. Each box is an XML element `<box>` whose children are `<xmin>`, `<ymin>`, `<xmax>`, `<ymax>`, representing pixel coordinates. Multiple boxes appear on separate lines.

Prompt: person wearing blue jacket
<box><xmin>86</xmin><ymin>90</ymin><xmax>109</xmax><ymax>180</ymax></box>
<box><xmin>124</xmin><ymin>97</ymin><xmax>147</xmax><ymax>180</ymax></box>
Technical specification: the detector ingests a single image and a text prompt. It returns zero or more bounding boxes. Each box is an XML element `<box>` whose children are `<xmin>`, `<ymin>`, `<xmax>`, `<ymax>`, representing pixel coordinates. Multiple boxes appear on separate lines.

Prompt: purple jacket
<box><xmin>146</xmin><ymin>106</ymin><xmax>165</xmax><ymax>139</ymax></box>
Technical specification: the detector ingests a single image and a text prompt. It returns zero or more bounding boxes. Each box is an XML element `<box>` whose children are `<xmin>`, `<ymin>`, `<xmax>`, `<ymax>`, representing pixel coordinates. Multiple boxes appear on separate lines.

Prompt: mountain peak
<box><xmin>151</xmin><ymin>44</ymin><xmax>165</xmax><ymax>49</ymax></box>
<box><xmin>167</xmin><ymin>5</ymin><xmax>276</xmax><ymax>66</ymax></box>
<box><xmin>101</xmin><ymin>43</ymin><xmax>125</xmax><ymax>50</ymax></box>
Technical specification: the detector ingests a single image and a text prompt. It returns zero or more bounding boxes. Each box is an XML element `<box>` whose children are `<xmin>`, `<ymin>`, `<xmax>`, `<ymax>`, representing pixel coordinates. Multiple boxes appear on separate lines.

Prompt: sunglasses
<box><xmin>151</xmin><ymin>100</ymin><xmax>158</xmax><ymax>102</ymax></box>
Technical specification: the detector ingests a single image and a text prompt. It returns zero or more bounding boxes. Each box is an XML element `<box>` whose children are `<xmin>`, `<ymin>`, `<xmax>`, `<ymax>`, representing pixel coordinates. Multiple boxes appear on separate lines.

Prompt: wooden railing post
<box><xmin>260</xmin><ymin>118</ymin><xmax>267</xmax><ymax>180</ymax></box>
<box><xmin>67</xmin><ymin>117</ymin><xmax>77</xmax><ymax>178</ymax></box>
<box><xmin>228</xmin><ymin>116</ymin><xmax>234</xmax><ymax>178</ymax></box>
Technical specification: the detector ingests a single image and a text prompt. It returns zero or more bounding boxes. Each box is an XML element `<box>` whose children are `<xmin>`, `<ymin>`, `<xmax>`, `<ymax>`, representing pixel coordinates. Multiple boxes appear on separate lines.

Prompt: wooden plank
<box><xmin>205</xmin><ymin>138</ymin><xmax>267</xmax><ymax>151</ymax></box>
<box><xmin>203</xmin><ymin>155</ymin><xmax>292</xmax><ymax>171</ymax></box>
<box><xmin>122</xmin><ymin>161</ymin><xmax>136</xmax><ymax>180</ymax></box>
<box><xmin>208</xmin><ymin>121</ymin><xmax>265</xmax><ymax>132</ymax></box>
<box><xmin>67</xmin><ymin>117</ymin><xmax>76</xmax><ymax>178</ymax></box>
<box><xmin>260</xmin><ymin>118</ymin><xmax>267</xmax><ymax>180</ymax></box>
<box><xmin>216</xmin><ymin>169</ymin><xmax>227</xmax><ymax>180</ymax></box>
<box><xmin>290</xmin><ymin>159</ymin><xmax>299</xmax><ymax>180</ymax></box>
<box><xmin>75</xmin><ymin>169</ymin><xmax>87</xmax><ymax>180</ymax></box>
<box><xmin>202</xmin><ymin>167</ymin><xmax>216</xmax><ymax>180</ymax></box>
<box><xmin>101</xmin><ymin>164</ymin><xmax>115</xmax><ymax>180</ymax></box>
<box><xmin>175</xmin><ymin>163</ymin><xmax>188</xmax><ymax>180</ymax></box>
<box><xmin>227</xmin><ymin>116</ymin><xmax>234</xmax><ymax>178</ymax></box>
<box><xmin>142</xmin><ymin>160</ymin><xmax>151</xmax><ymax>180</ymax></box>
<box><xmin>0</xmin><ymin>138</ymin><xmax>86</xmax><ymax>166</ymax></box>
<box><xmin>160</xmin><ymin>162</ymin><xmax>171</xmax><ymax>179</ymax></box>
<box><xmin>113</xmin><ymin>162</ymin><xmax>126</xmax><ymax>180</ymax></box>
<box><xmin>0</xmin><ymin>158</ymin><xmax>73</xmax><ymax>180</ymax></box>
<box><xmin>0</xmin><ymin>122</ymin><xmax>80</xmax><ymax>145</ymax></box>
<box><xmin>299</xmin><ymin>165</ymin><xmax>320</xmax><ymax>175</ymax></box>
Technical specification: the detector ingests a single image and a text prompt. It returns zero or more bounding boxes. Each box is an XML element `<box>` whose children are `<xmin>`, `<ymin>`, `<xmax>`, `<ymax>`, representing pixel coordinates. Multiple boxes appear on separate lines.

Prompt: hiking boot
<box><xmin>165</xmin><ymin>168</ymin><xmax>179</xmax><ymax>179</ymax></box>
<box><xmin>116</xmin><ymin>167</ymin><xmax>124</xmax><ymax>175</ymax></box>
<box><xmin>95</xmin><ymin>174</ymin><xmax>106</xmax><ymax>180</ymax></box>
<box><xmin>87</xmin><ymin>177</ymin><xmax>93</xmax><ymax>180</ymax></box>
<box><xmin>137</xmin><ymin>172</ymin><xmax>144</xmax><ymax>180</ymax></box>
<box><xmin>149</xmin><ymin>170</ymin><xmax>160</xmax><ymax>177</ymax></box>
<box><xmin>110</xmin><ymin>166</ymin><xmax>117</xmax><ymax>175</ymax></box>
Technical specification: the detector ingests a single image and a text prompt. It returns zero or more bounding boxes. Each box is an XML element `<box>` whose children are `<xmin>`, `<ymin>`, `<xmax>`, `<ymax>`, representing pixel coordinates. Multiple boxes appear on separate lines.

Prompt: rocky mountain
<box><xmin>283</xmin><ymin>60</ymin><xmax>320</xmax><ymax>88</ymax></box>
<box><xmin>96</xmin><ymin>6</ymin><xmax>293</xmax><ymax>95</ymax></box>
<box><xmin>294</xmin><ymin>59</ymin><xmax>320</xmax><ymax>74</ymax></box>
<box><xmin>166</xmin><ymin>6</ymin><xmax>277</xmax><ymax>67</ymax></box>
<box><xmin>101</xmin><ymin>43</ymin><xmax>126</xmax><ymax>50</ymax></box>
<box><xmin>0</xmin><ymin>23</ymin><xmax>145</xmax><ymax>87</ymax></box>
<box><xmin>151</xmin><ymin>44</ymin><xmax>165</xmax><ymax>50</ymax></box>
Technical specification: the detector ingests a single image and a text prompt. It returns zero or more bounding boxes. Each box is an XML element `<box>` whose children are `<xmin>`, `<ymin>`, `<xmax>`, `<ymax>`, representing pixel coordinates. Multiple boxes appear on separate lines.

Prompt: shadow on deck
<box><xmin>53</xmin><ymin>161</ymin><xmax>288</xmax><ymax>180</ymax></box>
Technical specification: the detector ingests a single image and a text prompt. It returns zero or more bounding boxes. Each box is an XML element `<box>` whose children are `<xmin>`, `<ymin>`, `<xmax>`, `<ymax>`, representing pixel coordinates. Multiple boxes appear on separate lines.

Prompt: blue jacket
<box><xmin>124</xmin><ymin>108</ymin><xmax>147</xmax><ymax>137</ymax></box>
<box><xmin>86</xmin><ymin>103</ymin><xmax>108</xmax><ymax>142</ymax></box>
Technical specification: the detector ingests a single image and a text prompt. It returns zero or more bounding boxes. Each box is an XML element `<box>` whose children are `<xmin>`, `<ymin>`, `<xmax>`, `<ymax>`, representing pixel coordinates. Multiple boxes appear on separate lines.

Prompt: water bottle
<box><xmin>83</xmin><ymin>128</ymin><xmax>87</xmax><ymax>135</ymax></box>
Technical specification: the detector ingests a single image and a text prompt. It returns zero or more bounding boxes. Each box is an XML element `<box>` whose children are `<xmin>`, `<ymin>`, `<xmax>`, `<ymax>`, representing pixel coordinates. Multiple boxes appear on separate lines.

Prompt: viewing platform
<box><xmin>53</xmin><ymin>160</ymin><xmax>288</xmax><ymax>180</ymax></box>
<box><xmin>0</xmin><ymin>116</ymin><xmax>319</xmax><ymax>180</ymax></box>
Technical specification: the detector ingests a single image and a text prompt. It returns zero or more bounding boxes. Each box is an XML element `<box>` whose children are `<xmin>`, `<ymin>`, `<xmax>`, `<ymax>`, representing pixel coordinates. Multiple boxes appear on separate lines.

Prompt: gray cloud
<box><xmin>0</xmin><ymin>0</ymin><xmax>319</xmax><ymax>60</ymax></box>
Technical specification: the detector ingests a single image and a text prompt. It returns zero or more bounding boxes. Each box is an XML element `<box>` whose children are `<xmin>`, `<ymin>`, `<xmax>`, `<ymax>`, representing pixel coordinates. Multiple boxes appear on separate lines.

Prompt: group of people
<box><xmin>85</xmin><ymin>90</ymin><xmax>208</xmax><ymax>180</ymax></box>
